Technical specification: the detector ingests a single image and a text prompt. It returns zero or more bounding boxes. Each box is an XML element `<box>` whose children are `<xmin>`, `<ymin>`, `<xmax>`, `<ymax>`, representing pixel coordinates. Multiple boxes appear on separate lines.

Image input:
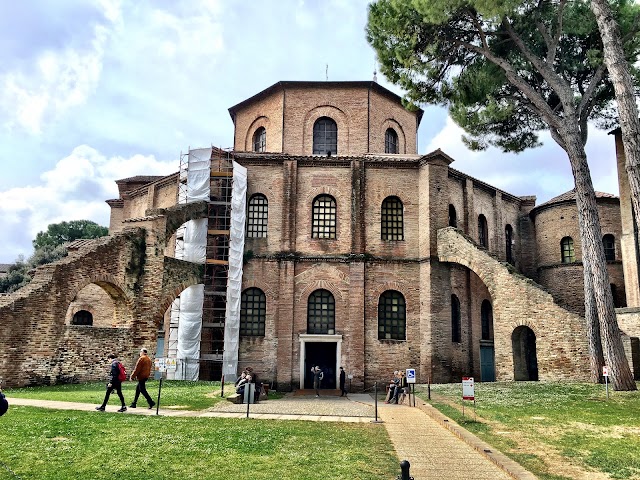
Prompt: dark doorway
<box><xmin>480</xmin><ymin>342</ymin><xmax>496</xmax><ymax>382</ymax></box>
<box><xmin>304</xmin><ymin>342</ymin><xmax>336</xmax><ymax>389</ymax></box>
<box><xmin>512</xmin><ymin>326</ymin><xmax>539</xmax><ymax>381</ymax></box>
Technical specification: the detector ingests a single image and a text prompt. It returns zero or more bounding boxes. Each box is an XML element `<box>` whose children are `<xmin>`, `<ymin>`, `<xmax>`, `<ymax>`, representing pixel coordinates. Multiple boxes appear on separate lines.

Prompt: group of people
<box><xmin>234</xmin><ymin>367</ymin><xmax>257</xmax><ymax>396</ymax></box>
<box><xmin>310</xmin><ymin>366</ymin><xmax>348</xmax><ymax>397</ymax></box>
<box><xmin>95</xmin><ymin>348</ymin><xmax>156</xmax><ymax>412</ymax></box>
<box><xmin>384</xmin><ymin>370</ymin><xmax>409</xmax><ymax>404</ymax></box>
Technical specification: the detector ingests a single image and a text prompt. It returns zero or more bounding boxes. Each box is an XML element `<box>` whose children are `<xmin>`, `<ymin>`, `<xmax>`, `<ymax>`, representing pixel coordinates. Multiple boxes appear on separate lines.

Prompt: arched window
<box><xmin>451</xmin><ymin>295</ymin><xmax>461</xmax><ymax>343</ymax></box>
<box><xmin>505</xmin><ymin>224</ymin><xmax>514</xmax><ymax>264</ymax></box>
<box><xmin>313</xmin><ymin>117</ymin><xmax>338</xmax><ymax>155</ymax></box>
<box><xmin>449</xmin><ymin>204</ymin><xmax>457</xmax><ymax>228</ymax></box>
<box><xmin>385</xmin><ymin>128</ymin><xmax>399</xmax><ymax>154</ymax></box>
<box><xmin>312</xmin><ymin>195</ymin><xmax>337</xmax><ymax>239</ymax></box>
<box><xmin>307</xmin><ymin>289</ymin><xmax>335</xmax><ymax>334</ymax></box>
<box><xmin>240</xmin><ymin>288</ymin><xmax>266</xmax><ymax>336</ymax></box>
<box><xmin>481</xmin><ymin>300</ymin><xmax>493</xmax><ymax>340</ymax></box>
<box><xmin>603</xmin><ymin>234</ymin><xmax>615</xmax><ymax>261</ymax></box>
<box><xmin>253</xmin><ymin>127</ymin><xmax>266</xmax><ymax>152</ymax></box>
<box><xmin>71</xmin><ymin>310</ymin><xmax>93</xmax><ymax>326</ymax></box>
<box><xmin>247</xmin><ymin>194</ymin><xmax>268</xmax><ymax>238</ymax></box>
<box><xmin>561</xmin><ymin>237</ymin><xmax>575</xmax><ymax>263</ymax></box>
<box><xmin>378</xmin><ymin>290</ymin><xmax>406</xmax><ymax>340</ymax></box>
<box><xmin>381</xmin><ymin>196</ymin><xmax>404</xmax><ymax>240</ymax></box>
<box><xmin>478</xmin><ymin>214</ymin><xmax>488</xmax><ymax>248</ymax></box>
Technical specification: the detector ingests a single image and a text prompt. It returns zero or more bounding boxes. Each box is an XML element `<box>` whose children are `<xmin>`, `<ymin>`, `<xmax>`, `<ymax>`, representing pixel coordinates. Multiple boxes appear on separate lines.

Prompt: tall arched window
<box><xmin>385</xmin><ymin>128</ymin><xmax>399</xmax><ymax>154</ymax></box>
<box><xmin>561</xmin><ymin>237</ymin><xmax>575</xmax><ymax>263</ymax></box>
<box><xmin>253</xmin><ymin>127</ymin><xmax>266</xmax><ymax>152</ymax></box>
<box><xmin>505</xmin><ymin>224</ymin><xmax>514</xmax><ymax>264</ymax></box>
<box><xmin>307</xmin><ymin>289</ymin><xmax>335</xmax><ymax>334</ymax></box>
<box><xmin>240</xmin><ymin>288</ymin><xmax>266</xmax><ymax>336</ymax></box>
<box><xmin>313</xmin><ymin>117</ymin><xmax>338</xmax><ymax>155</ymax></box>
<box><xmin>247</xmin><ymin>194</ymin><xmax>268</xmax><ymax>238</ymax></box>
<box><xmin>451</xmin><ymin>295</ymin><xmax>461</xmax><ymax>343</ymax></box>
<box><xmin>449</xmin><ymin>204</ymin><xmax>457</xmax><ymax>228</ymax></box>
<box><xmin>72</xmin><ymin>310</ymin><xmax>93</xmax><ymax>326</ymax></box>
<box><xmin>481</xmin><ymin>300</ymin><xmax>493</xmax><ymax>340</ymax></box>
<box><xmin>312</xmin><ymin>195</ymin><xmax>337</xmax><ymax>239</ymax></box>
<box><xmin>381</xmin><ymin>196</ymin><xmax>404</xmax><ymax>240</ymax></box>
<box><xmin>603</xmin><ymin>234</ymin><xmax>615</xmax><ymax>261</ymax></box>
<box><xmin>478</xmin><ymin>214</ymin><xmax>488</xmax><ymax>248</ymax></box>
<box><xmin>378</xmin><ymin>290</ymin><xmax>406</xmax><ymax>340</ymax></box>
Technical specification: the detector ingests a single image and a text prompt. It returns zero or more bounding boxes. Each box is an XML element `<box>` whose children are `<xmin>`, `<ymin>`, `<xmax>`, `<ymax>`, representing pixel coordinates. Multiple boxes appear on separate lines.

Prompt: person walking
<box><xmin>96</xmin><ymin>353</ymin><xmax>127</xmax><ymax>412</ymax></box>
<box><xmin>129</xmin><ymin>348</ymin><xmax>155</xmax><ymax>409</ymax></box>
<box><xmin>312</xmin><ymin>366</ymin><xmax>323</xmax><ymax>397</ymax></box>
<box><xmin>339</xmin><ymin>366</ymin><xmax>347</xmax><ymax>397</ymax></box>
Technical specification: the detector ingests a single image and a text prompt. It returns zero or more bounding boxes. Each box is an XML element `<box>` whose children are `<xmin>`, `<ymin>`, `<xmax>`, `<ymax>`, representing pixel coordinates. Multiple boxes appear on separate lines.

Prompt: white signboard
<box><xmin>406</xmin><ymin>368</ymin><xmax>416</xmax><ymax>384</ymax></box>
<box><xmin>462</xmin><ymin>377</ymin><xmax>475</xmax><ymax>400</ymax></box>
<box><xmin>155</xmin><ymin>358</ymin><xmax>177</xmax><ymax>373</ymax></box>
<box><xmin>602</xmin><ymin>365</ymin><xmax>609</xmax><ymax>377</ymax></box>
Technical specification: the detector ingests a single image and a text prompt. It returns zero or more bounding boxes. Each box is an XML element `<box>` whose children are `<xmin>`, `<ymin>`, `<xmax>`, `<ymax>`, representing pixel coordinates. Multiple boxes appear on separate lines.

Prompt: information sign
<box><xmin>155</xmin><ymin>358</ymin><xmax>166</xmax><ymax>372</ymax></box>
<box><xmin>602</xmin><ymin>365</ymin><xmax>609</xmax><ymax>377</ymax></box>
<box><xmin>166</xmin><ymin>358</ymin><xmax>177</xmax><ymax>371</ymax></box>
<box><xmin>406</xmin><ymin>368</ymin><xmax>416</xmax><ymax>384</ymax></box>
<box><xmin>462</xmin><ymin>377</ymin><xmax>475</xmax><ymax>401</ymax></box>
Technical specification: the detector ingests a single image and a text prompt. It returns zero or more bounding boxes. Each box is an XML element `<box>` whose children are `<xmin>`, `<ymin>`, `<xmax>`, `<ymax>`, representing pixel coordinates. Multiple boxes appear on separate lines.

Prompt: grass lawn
<box><xmin>0</xmin><ymin>383</ymin><xmax>396</xmax><ymax>480</ymax></box>
<box><xmin>420</xmin><ymin>381</ymin><xmax>640</xmax><ymax>480</ymax></box>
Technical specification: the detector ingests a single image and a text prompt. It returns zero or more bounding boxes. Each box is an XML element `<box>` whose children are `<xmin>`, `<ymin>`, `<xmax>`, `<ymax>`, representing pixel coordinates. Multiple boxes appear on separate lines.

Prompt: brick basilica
<box><xmin>0</xmin><ymin>80</ymin><xmax>638</xmax><ymax>390</ymax></box>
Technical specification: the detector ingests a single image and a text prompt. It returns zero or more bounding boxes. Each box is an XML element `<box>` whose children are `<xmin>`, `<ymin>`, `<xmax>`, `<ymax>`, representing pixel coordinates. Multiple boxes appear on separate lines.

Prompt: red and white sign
<box><xmin>602</xmin><ymin>365</ymin><xmax>609</xmax><ymax>377</ymax></box>
<box><xmin>462</xmin><ymin>377</ymin><xmax>475</xmax><ymax>400</ymax></box>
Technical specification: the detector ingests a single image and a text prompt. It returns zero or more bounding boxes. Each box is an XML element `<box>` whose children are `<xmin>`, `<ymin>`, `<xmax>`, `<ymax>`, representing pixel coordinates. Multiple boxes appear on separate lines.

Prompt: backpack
<box><xmin>117</xmin><ymin>362</ymin><xmax>127</xmax><ymax>382</ymax></box>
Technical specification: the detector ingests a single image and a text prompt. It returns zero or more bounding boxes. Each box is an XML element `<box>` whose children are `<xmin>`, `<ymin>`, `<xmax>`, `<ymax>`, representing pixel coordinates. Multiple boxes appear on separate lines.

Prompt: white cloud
<box><xmin>0</xmin><ymin>145</ymin><xmax>177</xmax><ymax>263</ymax></box>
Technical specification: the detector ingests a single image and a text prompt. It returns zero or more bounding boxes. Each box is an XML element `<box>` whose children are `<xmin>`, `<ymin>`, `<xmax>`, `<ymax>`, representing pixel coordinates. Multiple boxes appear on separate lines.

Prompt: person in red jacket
<box><xmin>129</xmin><ymin>348</ymin><xmax>155</xmax><ymax>409</ymax></box>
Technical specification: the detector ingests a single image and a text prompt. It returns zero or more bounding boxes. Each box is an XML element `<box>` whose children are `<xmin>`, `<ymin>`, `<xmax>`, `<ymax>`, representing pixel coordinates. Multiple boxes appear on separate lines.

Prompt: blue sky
<box><xmin>0</xmin><ymin>0</ymin><xmax>621</xmax><ymax>264</ymax></box>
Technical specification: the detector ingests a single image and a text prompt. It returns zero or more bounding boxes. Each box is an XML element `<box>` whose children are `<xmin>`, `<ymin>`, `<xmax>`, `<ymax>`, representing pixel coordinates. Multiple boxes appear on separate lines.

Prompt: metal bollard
<box><xmin>396</xmin><ymin>460</ymin><xmax>413</xmax><ymax>480</ymax></box>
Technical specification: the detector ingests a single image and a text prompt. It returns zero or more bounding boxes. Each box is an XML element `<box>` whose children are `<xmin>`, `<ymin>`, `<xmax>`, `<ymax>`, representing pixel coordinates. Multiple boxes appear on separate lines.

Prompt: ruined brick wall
<box><xmin>65</xmin><ymin>284</ymin><xmax>115</xmax><ymax>327</ymax></box>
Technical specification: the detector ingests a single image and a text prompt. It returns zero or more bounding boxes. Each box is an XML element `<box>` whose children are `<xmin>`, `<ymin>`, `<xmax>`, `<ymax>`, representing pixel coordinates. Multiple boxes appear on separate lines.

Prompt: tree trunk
<box><xmin>563</xmin><ymin>127</ymin><xmax>637</xmax><ymax>391</ymax></box>
<box><xmin>583</xmin><ymin>258</ymin><xmax>605</xmax><ymax>383</ymax></box>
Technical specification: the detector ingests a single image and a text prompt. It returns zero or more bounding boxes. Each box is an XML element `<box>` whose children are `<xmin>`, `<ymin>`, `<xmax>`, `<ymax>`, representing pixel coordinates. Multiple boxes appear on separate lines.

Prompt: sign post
<box><xmin>154</xmin><ymin>358</ymin><xmax>177</xmax><ymax>415</ymax></box>
<box><xmin>602</xmin><ymin>365</ymin><xmax>609</xmax><ymax>400</ymax></box>
<box><xmin>406</xmin><ymin>368</ymin><xmax>416</xmax><ymax>407</ymax></box>
<box><xmin>462</xmin><ymin>377</ymin><xmax>475</xmax><ymax>419</ymax></box>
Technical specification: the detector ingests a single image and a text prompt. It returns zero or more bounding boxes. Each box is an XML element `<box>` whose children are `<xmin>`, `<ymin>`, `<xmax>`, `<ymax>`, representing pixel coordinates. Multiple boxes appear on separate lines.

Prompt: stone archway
<box><xmin>512</xmin><ymin>326</ymin><xmax>539</xmax><ymax>381</ymax></box>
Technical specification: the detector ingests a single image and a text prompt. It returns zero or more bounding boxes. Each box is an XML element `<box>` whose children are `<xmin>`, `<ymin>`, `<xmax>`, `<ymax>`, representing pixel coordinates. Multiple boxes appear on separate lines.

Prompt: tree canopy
<box><xmin>33</xmin><ymin>220</ymin><xmax>109</xmax><ymax>250</ymax></box>
<box><xmin>367</xmin><ymin>0</ymin><xmax>640</xmax><ymax>152</ymax></box>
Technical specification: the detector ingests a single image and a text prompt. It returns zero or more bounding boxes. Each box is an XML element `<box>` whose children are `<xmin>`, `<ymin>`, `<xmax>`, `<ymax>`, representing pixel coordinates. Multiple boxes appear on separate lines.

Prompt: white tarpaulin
<box><xmin>176</xmin><ymin>284</ymin><xmax>205</xmax><ymax>381</ymax></box>
<box><xmin>187</xmin><ymin>148</ymin><xmax>212</xmax><ymax>201</ymax></box>
<box><xmin>222</xmin><ymin>161</ymin><xmax>247</xmax><ymax>379</ymax></box>
<box><xmin>169</xmin><ymin>148</ymin><xmax>210</xmax><ymax>380</ymax></box>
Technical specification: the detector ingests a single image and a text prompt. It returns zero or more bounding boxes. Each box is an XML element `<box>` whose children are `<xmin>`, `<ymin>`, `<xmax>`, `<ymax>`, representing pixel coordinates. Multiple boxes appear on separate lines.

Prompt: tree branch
<box><xmin>578</xmin><ymin>64</ymin><xmax>607</xmax><ymax>119</ymax></box>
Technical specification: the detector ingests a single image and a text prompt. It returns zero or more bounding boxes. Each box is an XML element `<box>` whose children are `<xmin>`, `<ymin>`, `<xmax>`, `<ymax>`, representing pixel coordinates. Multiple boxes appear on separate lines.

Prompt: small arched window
<box><xmin>378</xmin><ymin>290</ymin><xmax>406</xmax><ymax>340</ymax></box>
<box><xmin>481</xmin><ymin>300</ymin><xmax>493</xmax><ymax>340</ymax></box>
<box><xmin>603</xmin><ymin>234</ymin><xmax>615</xmax><ymax>261</ymax></box>
<box><xmin>247</xmin><ymin>194</ymin><xmax>268</xmax><ymax>238</ymax></box>
<box><xmin>385</xmin><ymin>128</ymin><xmax>399</xmax><ymax>154</ymax></box>
<box><xmin>505</xmin><ymin>224</ymin><xmax>514</xmax><ymax>264</ymax></box>
<box><xmin>478</xmin><ymin>214</ymin><xmax>488</xmax><ymax>248</ymax></box>
<box><xmin>312</xmin><ymin>195</ymin><xmax>337</xmax><ymax>239</ymax></box>
<box><xmin>72</xmin><ymin>310</ymin><xmax>93</xmax><ymax>326</ymax></box>
<box><xmin>307</xmin><ymin>289</ymin><xmax>335</xmax><ymax>334</ymax></box>
<box><xmin>240</xmin><ymin>288</ymin><xmax>266</xmax><ymax>336</ymax></box>
<box><xmin>381</xmin><ymin>196</ymin><xmax>404</xmax><ymax>240</ymax></box>
<box><xmin>449</xmin><ymin>205</ymin><xmax>457</xmax><ymax>228</ymax></box>
<box><xmin>253</xmin><ymin>127</ymin><xmax>266</xmax><ymax>152</ymax></box>
<box><xmin>451</xmin><ymin>295</ymin><xmax>461</xmax><ymax>343</ymax></box>
<box><xmin>313</xmin><ymin>117</ymin><xmax>338</xmax><ymax>155</ymax></box>
<box><xmin>561</xmin><ymin>237</ymin><xmax>575</xmax><ymax>263</ymax></box>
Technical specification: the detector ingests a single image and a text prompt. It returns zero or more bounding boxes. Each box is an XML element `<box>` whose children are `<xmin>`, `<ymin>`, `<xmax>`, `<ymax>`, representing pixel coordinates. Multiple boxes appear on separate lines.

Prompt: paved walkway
<box><xmin>7</xmin><ymin>394</ymin><xmax>536</xmax><ymax>479</ymax></box>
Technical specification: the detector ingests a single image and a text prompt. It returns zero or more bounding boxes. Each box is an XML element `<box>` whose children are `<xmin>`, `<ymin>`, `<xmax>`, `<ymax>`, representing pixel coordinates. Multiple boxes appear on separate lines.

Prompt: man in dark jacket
<box><xmin>96</xmin><ymin>353</ymin><xmax>127</xmax><ymax>412</ymax></box>
<box><xmin>0</xmin><ymin>389</ymin><xmax>8</xmax><ymax>416</ymax></box>
<box><xmin>129</xmin><ymin>348</ymin><xmax>155</xmax><ymax>409</ymax></box>
<box><xmin>339</xmin><ymin>366</ymin><xmax>347</xmax><ymax>397</ymax></box>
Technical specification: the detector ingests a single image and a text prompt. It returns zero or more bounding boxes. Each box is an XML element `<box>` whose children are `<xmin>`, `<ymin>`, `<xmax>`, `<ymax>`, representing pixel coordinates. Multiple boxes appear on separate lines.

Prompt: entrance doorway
<box><xmin>304</xmin><ymin>342</ymin><xmax>337</xmax><ymax>389</ymax></box>
<box><xmin>512</xmin><ymin>326</ymin><xmax>539</xmax><ymax>381</ymax></box>
<box><xmin>480</xmin><ymin>341</ymin><xmax>496</xmax><ymax>382</ymax></box>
